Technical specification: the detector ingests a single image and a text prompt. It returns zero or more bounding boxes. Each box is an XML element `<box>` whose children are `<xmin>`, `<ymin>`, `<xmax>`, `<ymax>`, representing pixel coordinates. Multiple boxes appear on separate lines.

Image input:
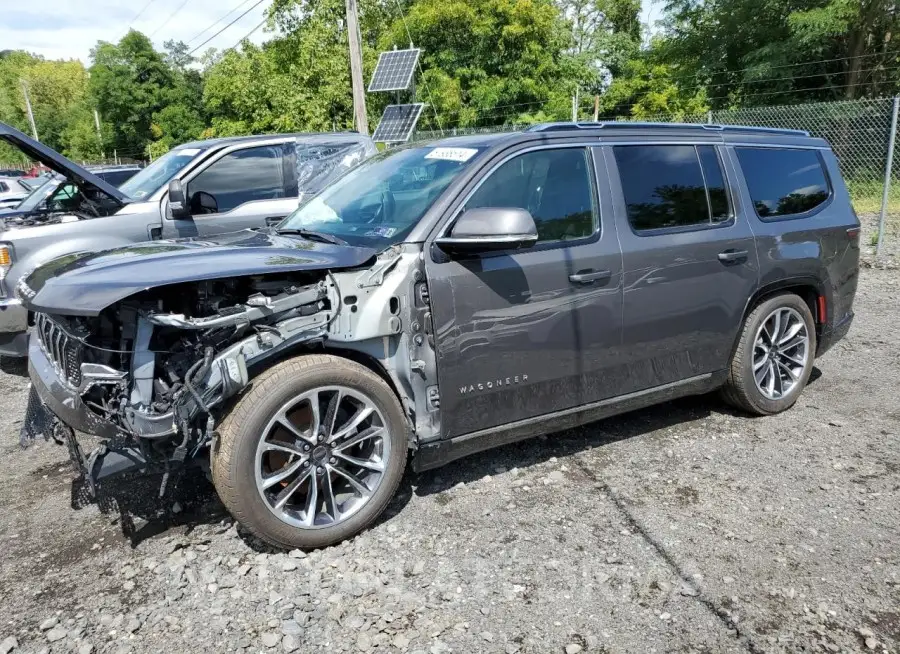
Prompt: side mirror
<box><xmin>436</xmin><ymin>207</ymin><xmax>538</xmax><ymax>253</ymax></box>
<box><xmin>168</xmin><ymin>179</ymin><xmax>191</xmax><ymax>219</ymax></box>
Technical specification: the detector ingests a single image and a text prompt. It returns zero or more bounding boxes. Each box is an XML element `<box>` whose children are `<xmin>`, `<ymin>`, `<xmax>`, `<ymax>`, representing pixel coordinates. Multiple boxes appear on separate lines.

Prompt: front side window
<box><xmin>465</xmin><ymin>147</ymin><xmax>597</xmax><ymax>243</ymax></box>
<box><xmin>614</xmin><ymin>144</ymin><xmax>732</xmax><ymax>232</ymax></box>
<box><xmin>120</xmin><ymin>147</ymin><xmax>204</xmax><ymax>200</ymax></box>
<box><xmin>280</xmin><ymin>145</ymin><xmax>485</xmax><ymax>248</ymax></box>
<box><xmin>736</xmin><ymin>147</ymin><xmax>830</xmax><ymax>218</ymax></box>
<box><xmin>187</xmin><ymin>145</ymin><xmax>285</xmax><ymax>215</ymax></box>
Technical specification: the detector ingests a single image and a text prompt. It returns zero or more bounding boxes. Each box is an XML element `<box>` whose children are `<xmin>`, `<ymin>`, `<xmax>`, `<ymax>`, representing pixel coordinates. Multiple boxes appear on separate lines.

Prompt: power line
<box><xmin>149</xmin><ymin>0</ymin><xmax>194</xmax><ymax>37</ymax></box>
<box><xmin>129</xmin><ymin>0</ymin><xmax>157</xmax><ymax>28</ymax></box>
<box><xmin>688</xmin><ymin>51</ymin><xmax>900</xmax><ymax>83</ymax></box>
<box><xmin>225</xmin><ymin>17</ymin><xmax>268</xmax><ymax>51</ymax></box>
<box><xmin>673</xmin><ymin>61</ymin><xmax>900</xmax><ymax>96</ymax></box>
<box><xmin>189</xmin><ymin>0</ymin><xmax>267</xmax><ymax>55</ymax></box>
<box><xmin>186</xmin><ymin>0</ymin><xmax>256</xmax><ymax>46</ymax></box>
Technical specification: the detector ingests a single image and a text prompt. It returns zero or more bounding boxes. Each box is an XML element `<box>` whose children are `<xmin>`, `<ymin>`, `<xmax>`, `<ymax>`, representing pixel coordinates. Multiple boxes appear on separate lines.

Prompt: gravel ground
<box><xmin>0</xmin><ymin>231</ymin><xmax>897</xmax><ymax>654</ymax></box>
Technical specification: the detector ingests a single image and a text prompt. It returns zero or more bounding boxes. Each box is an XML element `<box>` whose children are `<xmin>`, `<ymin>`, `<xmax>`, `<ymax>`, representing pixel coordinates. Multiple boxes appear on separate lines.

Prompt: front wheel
<box><xmin>211</xmin><ymin>354</ymin><xmax>408</xmax><ymax>549</ymax></box>
<box><xmin>721</xmin><ymin>293</ymin><xmax>817</xmax><ymax>415</ymax></box>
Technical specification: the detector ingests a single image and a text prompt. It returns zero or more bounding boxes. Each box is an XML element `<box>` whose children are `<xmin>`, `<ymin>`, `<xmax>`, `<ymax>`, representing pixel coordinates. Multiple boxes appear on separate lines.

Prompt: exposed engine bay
<box><xmin>0</xmin><ymin>182</ymin><xmax>120</xmax><ymax>228</ymax></box>
<box><xmin>22</xmin><ymin>245</ymin><xmax>440</xmax><ymax>494</ymax></box>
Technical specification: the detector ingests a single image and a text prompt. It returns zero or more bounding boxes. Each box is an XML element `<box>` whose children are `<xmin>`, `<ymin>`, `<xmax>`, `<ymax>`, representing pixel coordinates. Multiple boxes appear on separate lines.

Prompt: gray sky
<box><xmin>0</xmin><ymin>0</ymin><xmax>664</xmax><ymax>65</ymax></box>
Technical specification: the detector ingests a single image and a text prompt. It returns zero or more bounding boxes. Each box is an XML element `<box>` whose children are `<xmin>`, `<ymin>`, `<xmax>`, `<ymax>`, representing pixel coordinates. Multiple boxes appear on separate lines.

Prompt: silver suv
<box><xmin>0</xmin><ymin>123</ymin><xmax>376</xmax><ymax>356</ymax></box>
<box><xmin>19</xmin><ymin>122</ymin><xmax>859</xmax><ymax>550</ymax></box>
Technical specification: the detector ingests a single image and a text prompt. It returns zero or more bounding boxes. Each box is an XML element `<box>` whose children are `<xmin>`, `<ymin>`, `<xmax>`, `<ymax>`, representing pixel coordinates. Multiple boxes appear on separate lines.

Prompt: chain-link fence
<box><xmin>416</xmin><ymin>97</ymin><xmax>900</xmax><ymax>254</ymax></box>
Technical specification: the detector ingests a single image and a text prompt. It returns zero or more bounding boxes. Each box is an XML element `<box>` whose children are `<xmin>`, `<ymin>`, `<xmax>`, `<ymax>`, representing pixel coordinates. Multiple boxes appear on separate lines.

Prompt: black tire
<box><xmin>211</xmin><ymin>354</ymin><xmax>408</xmax><ymax>550</ymax></box>
<box><xmin>721</xmin><ymin>293</ymin><xmax>817</xmax><ymax>415</ymax></box>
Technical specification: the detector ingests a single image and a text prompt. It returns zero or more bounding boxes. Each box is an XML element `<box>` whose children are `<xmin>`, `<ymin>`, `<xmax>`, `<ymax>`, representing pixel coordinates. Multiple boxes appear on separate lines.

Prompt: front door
<box><xmin>426</xmin><ymin>145</ymin><xmax>624</xmax><ymax>439</ymax></box>
<box><xmin>162</xmin><ymin>141</ymin><xmax>298</xmax><ymax>238</ymax></box>
<box><xmin>604</xmin><ymin>143</ymin><xmax>759</xmax><ymax>393</ymax></box>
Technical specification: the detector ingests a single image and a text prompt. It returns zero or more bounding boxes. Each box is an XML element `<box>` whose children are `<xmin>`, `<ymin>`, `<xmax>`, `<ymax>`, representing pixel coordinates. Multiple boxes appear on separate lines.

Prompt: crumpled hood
<box><xmin>21</xmin><ymin>229</ymin><xmax>377</xmax><ymax>316</ymax></box>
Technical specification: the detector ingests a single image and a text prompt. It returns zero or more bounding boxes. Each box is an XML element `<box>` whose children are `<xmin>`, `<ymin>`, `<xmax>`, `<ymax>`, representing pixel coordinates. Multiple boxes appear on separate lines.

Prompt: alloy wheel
<box><xmin>752</xmin><ymin>307</ymin><xmax>811</xmax><ymax>400</ymax></box>
<box><xmin>254</xmin><ymin>386</ymin><xmax>390</xmax><ymax>530</ymax></box>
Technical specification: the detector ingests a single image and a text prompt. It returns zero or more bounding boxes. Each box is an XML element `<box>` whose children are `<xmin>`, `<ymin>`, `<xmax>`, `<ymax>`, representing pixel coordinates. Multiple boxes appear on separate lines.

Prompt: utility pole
<box><xmin>593</xmin><ymin>95</ymin><xmax>599</xmax><ymax>122</ymax></box>
<box><xmin>20</xmin><ymin>80</ymin><xmax>39</xmax><ymax>141</ymax></box>
<box><xmin>93</xmin><ymin>109</ymin><xmax>106</xmax><ymax>160</ymax></box>
<box><xmin>345</xmin><ymin>0</ymin><xmax>368</xmax><ymax>135</ymax></box>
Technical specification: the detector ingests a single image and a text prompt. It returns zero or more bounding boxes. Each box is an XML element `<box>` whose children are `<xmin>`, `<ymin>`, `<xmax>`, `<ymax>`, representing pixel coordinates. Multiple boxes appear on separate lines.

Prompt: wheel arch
<box><xmin>730</xmin><ymin>277</ymin><xmax>825</xmax><ymax>361</ymax></box>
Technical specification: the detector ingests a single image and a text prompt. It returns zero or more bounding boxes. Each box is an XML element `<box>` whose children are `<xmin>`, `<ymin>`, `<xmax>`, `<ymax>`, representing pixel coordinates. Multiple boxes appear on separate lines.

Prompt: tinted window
<box><xmin>97</xmin><ymin>169</ymin><xmax>139</xmax><ymax>187</ymax></box>
<box><xmin>615</xmin><ymin>145</ymin><xmax>732</xmax><ymax>232</ymax></box>
<box><xmin>736</xmin><ymin>148</ymin><xmax>830</xmax><ymax>218</ymax></box>
<box><xmin>188</xmin><ymin>145</ymin><xmax>285</xmax><ymax>214</ymax></box>
<box><xmin>465</xmin><ymin>148</ymin><xmax>596</xmax><ymax>242</ymax></box>
<box><xmin>697</xmin><ymin>145</ymin><xmax>730</xmax><ymax>222</ymax></box>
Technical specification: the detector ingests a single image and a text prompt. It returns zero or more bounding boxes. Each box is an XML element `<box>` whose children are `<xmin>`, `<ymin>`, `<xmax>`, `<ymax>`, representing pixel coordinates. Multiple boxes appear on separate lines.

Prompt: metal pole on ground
<box><xmin>877</xmin><ymin>96</ymin><xmax>899</xmax><ymax>257</ymax></box>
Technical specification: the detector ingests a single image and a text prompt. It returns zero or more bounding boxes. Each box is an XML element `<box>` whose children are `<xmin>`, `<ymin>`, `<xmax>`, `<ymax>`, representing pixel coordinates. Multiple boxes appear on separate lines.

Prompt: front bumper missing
<box><xmin>23</xmin><ymin>339</ymin><xmax>155</xmax><ymax>495</ymax></box>
<box><xmin>27</xmin><ymin>335</ymin><xmax>118</xmax><ymax>438</ymax></box>
<box><xmin>21</xmin><ymin>383</ymin><xmax>153</xmax><ymax>496</ymax></box>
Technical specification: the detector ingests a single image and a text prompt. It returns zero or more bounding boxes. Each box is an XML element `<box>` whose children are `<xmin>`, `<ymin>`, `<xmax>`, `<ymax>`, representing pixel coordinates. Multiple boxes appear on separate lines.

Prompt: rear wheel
<box><xmin>722</xmin><ymin>293</ymin><xmax>816</xmax><ymax>415</ymax></box>
<box><xmin>212</xmin><ymin>354</ymin><xmax>408</xmax><ymax>549</ymax></box>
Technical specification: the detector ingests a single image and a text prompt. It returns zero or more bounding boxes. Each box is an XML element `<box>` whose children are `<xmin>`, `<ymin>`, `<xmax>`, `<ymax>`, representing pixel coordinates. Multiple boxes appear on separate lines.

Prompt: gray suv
<box><xmin>19</xmin><ymin>122</ymin><xmax>859</xmax><ymax>549</ymax></box>
<box><xmin>0</xmin><ymin>123</ymin><xmax>376</xmax><ymax>356</ymax></box>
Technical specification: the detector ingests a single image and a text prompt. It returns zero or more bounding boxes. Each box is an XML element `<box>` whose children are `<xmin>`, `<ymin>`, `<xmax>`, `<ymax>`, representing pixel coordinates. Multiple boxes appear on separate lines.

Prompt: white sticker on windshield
<box><xmin>425</xmin><ymin>147</ymin><xmax>478</xmax><ymax>162</ymax></box>
<box><xmin>177</xmin><ymin>148</ymin><xmax>202</xmax><ymax>156</ymax></box>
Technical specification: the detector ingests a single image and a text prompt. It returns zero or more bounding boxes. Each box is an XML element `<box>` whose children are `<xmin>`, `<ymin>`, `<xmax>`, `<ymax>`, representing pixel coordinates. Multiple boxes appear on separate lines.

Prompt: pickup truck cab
<box><xmin>0</xmin><ymin>123</ymin><xmax>376</xmax><ymax>356</ymax></box>
<box><xmin>20</xmin><ymin>122</ymin><xmax>859</xmax><ymax>550</ymax></box>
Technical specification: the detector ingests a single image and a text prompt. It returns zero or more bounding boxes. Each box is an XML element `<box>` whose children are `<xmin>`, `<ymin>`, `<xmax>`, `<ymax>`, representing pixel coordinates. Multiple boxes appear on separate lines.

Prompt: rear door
<box><xmin>425</xmin><ymin>144</ymin><xmax>624</xmax><ymax>439</ymax></box>
<box><xmin>604</xmin><ymin>142</ymin><xmax>759</xmax><ymax>393</ymax></box>
<box><xmin>163</xmin><ymin>140</ymin><xmax>298</xmax><ymax>238</ymax></box>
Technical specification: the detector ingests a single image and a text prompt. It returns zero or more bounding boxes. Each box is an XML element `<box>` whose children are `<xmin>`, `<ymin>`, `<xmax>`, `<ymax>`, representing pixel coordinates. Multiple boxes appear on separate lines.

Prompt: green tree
<box><xmin>600</xmin><ymin>51</ymin><xmax>708</xmax><ymax>117</ymax></box>
<box><xmin>89</xmin><ymin>31</ymin><xmax>178</xmax><ymax>156</ymax></box>
<box><xmin>380</xmin><ymin>0</ymin><xmax>594</xmax><ymax>129</ymax></box>
<box><xmin>659</xmin><ymin>0</ymin><xmax>900</xmax><ymax>107</ymax></box>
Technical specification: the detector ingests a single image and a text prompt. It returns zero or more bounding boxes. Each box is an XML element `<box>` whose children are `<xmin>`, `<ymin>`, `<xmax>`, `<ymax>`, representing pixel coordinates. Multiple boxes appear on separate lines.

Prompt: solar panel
<box><xmin>368</xmin><ymin>48</ymin><xmax>421</xmax><ymax>92</ymax></box>
<box><xmin>373</xmin><ymin>104</ymin><xmax>425</xmax><ymax>143</ymax></box>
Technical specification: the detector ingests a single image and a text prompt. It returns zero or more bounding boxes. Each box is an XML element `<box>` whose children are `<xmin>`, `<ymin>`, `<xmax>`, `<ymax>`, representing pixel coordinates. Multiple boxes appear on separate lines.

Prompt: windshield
<box><xmin>119</xmin><ymin>148</ymin><xmax>204</xmax><ymax>200</ymax></box>
<box><xmin>279</xmin><ymin>145</ymin><xmax>484</xmax><ymax>247</ymax></box>
<box><xmin>16</xmin><ymin>175</ymin><xmax>62</xmax><ymax>211</ymax></box>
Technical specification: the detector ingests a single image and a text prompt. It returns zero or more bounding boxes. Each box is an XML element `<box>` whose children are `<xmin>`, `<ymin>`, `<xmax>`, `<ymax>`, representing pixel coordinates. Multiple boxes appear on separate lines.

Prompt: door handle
<box><xmin>569</xmin><ymin>269</ymin><xmax>612</xmax><ymax>284</ymax></box>
<box><xmin>717</xmin><ymin>249</ymin><xmax>749</xmax><ymax>263</ymax></box>
<box><xmin>266</xmin><ymin>216</ymin><xmax>285</xmax><ymax>226</ymax></box>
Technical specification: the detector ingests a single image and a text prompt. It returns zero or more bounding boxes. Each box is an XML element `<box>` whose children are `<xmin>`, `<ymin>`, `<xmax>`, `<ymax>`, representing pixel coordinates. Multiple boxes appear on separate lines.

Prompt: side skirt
<box><xmin>412</xmin><ymin>371</ymin><xmax>726</xmax><ymax>472</ymax></box>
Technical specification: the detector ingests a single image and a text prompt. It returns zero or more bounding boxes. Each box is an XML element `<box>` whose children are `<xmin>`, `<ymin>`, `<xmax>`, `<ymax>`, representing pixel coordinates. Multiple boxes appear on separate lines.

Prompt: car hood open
<box><xmin>21</xmin><ymin>229</ymin><xmax>378</xmax><ymax>316</ymax></box>
<box><xmin>0</xmin><ymin>122</ymin><xmax>129</xmax><ymax>207</ymax></box>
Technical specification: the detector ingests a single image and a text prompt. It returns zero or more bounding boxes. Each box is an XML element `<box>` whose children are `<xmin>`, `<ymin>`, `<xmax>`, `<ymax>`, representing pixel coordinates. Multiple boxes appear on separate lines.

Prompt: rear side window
<box><xmin>187</xmin><ymin>145</ymin><xmax>286</xmax><ymax>215</ymax></box>
<box><xmin>98</xmin><ymin>169</ymin><xmax>139</xmax><ymax>187</ymax></box>
<box><xmin>736</xmin><ymin>147</ymin><xmax>831</xmax><ymax>218</ymax></box>
<box><xmin>613</xmin><ymin>145</ymin><xmax>732</xmax><ymax>232</ymax></box>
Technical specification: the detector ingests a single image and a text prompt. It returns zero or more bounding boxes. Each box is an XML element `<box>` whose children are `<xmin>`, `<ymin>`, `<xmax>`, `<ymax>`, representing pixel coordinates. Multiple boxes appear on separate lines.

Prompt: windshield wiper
<box><xmin>276</xmin><ymin>227</ymin><xmax>348</xmax><ymax>246</ymax></box>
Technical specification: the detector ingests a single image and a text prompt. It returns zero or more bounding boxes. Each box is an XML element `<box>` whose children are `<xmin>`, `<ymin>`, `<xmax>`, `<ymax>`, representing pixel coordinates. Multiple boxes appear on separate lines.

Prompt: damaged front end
<box><xmin>24</xmin><ymin>272</ymin><xmax>333</xmax><ymax>492</ymax></box>
<box><xmin>22</xmin><ymin>245</ymin><xmax>439</xmax><ymax>496</ymax></box>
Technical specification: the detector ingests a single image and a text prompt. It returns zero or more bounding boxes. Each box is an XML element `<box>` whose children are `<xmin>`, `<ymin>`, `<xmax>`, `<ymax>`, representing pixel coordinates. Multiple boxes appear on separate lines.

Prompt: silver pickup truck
<box><xmin>0</xmin><ymin>123</ymin><xmax>375</xmax><ymax>356</ymax></box>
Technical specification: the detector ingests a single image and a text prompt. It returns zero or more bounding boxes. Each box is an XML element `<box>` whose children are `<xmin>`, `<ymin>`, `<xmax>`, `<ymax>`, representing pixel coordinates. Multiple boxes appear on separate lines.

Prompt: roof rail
<box><xmin>525</xmin><ymin>121</ymin><xmax>809</xmax><ymax>137</ymax></box>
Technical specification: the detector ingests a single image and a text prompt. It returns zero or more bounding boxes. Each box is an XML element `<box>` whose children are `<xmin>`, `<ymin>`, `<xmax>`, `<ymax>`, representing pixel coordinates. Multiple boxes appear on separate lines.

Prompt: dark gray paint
<box><xmin>424</xmin><ymin>144</ymin><xmax>626</xmax><ymax>438</ymax></box>
<box><xmin>23</xmin><ymin>229</ymin><xmax>377</xmax><ymax>316</ymax></box>
<box><xmin>601</xmin><ymin>144</ymin><xmax>759</xmax><ymax>393</ymax></box>
<box><xmin>24</xmin><ymin>123</ymin><xmax>861</xmax><ymax>471</ymax></box>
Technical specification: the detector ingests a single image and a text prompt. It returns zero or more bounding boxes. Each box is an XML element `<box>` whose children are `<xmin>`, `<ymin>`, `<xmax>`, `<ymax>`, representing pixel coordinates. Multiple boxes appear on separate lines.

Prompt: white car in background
<box><xmin>0</xmin><ymin>177</ymin><xmax>34</xmax><ymax>209</ymax></box>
